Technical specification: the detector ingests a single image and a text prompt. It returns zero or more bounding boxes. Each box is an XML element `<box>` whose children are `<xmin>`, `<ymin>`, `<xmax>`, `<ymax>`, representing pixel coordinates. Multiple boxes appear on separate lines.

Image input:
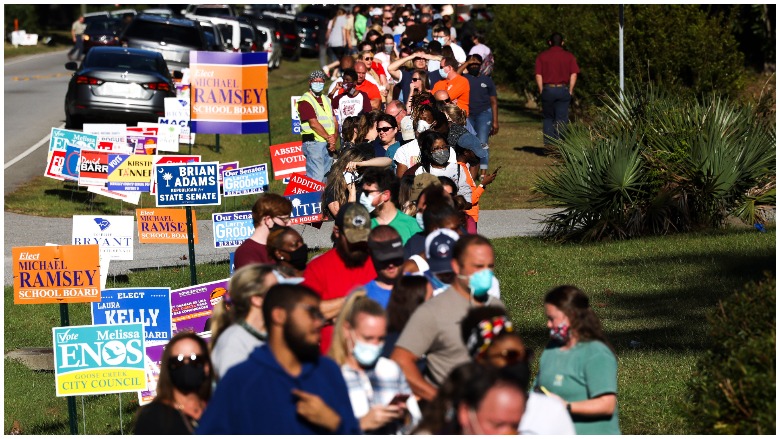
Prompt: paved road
<box><xmin>3</xmin><ymin>209</ymin><xmax>557</xmax><ymax>286</ymax></box>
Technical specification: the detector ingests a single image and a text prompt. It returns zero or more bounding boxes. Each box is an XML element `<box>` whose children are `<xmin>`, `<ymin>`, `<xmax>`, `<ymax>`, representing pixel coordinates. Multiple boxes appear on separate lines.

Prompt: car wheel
<box><xmin>65</xmin><ymin>109</ymin><xmax>83</xmax><ymax>129</ymax></box>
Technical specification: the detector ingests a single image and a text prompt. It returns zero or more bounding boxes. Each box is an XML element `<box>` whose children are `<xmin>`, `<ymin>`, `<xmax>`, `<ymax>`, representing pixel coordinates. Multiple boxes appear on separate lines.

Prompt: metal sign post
<box><xmin>186</xmin><ymin>206</ymin><xmax>198</xmax><ymax>286</ymax></box>
<box><xmin>59</xmin><ymin>303</ymin><xmax>79</xmax><ymax>435</ymax></box>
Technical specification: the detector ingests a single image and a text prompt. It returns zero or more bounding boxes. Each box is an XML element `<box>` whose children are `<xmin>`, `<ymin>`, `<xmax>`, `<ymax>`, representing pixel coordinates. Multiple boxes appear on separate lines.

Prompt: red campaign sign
<box><xmin>270</xmin><ymin>140</ymin><xmax>306</xmax><ymax>180</ymax></box>
<box><xmin>45</xmin><ymin>150</ymin><xmax>67</xmax><ymax>180</ymax></box>
<box><xmin>283</xmin><ymin>172</ymin><xmax>325</xmax><ymax>196</ymax></box>
<box><xmin>78</xmin><ymin>150</ymin><xmax>111</xmax><ymax>187</ymax></box>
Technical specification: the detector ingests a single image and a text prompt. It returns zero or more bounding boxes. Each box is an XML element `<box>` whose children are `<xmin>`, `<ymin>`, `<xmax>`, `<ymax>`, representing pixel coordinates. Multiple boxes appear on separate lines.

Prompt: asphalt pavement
<box><xmin>3</xmin><ymin>209</ymin><xmax>558</xmax><ymax>286</ymax></box>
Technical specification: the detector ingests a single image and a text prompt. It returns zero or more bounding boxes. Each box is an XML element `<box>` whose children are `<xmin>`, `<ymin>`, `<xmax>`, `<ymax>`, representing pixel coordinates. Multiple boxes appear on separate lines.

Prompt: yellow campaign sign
<box><xmin>13</xmin><ymin>244</ymin><xmax>101</xmax><ymax>304</ymax></box>
<box><xmin>107</xmin><ymin>154</ymin><xmax>154</xmax><ymax>192</ymax></box>
<box><xmin>56</xmin><ymin>368</ymin><xmax>146</xmax><ymax>397</ymax></box>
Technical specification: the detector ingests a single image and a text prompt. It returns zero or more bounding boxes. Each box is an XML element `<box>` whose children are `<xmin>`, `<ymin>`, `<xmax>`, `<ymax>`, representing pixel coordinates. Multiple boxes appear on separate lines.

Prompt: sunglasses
<box><xmin>169</xmin><ymin>353</ymin><xmax>207</xmax><ymax>370</ymax></box>
<box><xmin>438</xmin><ymin>99</ymin><xmax>452</xmax><ymax>104</ymax></box>
<box><xmin>379</xmin><ymin>258</ymin><xmax>404</xmax><ymax>269</ymax></box>
<box><xmin>297</xmin><ymin>303</ymin><xmax>325</xmax><ymax>321</ymax></box>
<box><xmin>364</xmin><ymin>57</ymin><xmax>373</xmax><ymax>61</ymax></box>
<box><xmin>486</xmin><ymin>349</ymin><xmax>524</xmax><ymax>364</ymax></box>
<box><xmin>411</xmin><ymin>77</ymin><xmax>420</xmax><ymax>82</ymax></box>
<box><xmin>377</xmin><ymin>126</ymin><xmax>394</xmax><ymax>133</ymax></box>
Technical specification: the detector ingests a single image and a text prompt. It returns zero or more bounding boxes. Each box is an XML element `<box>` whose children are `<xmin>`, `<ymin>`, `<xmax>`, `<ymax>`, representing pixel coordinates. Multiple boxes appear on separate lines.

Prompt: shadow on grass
<box><xmin>497</xmin><ymin>96</ymin><xmax>541</xmax><ymax>121</ymax></box>
<box><xmin>513</xmin><ymin>146</ymin><xmax>551</xmax><ymax>156</ymax></box>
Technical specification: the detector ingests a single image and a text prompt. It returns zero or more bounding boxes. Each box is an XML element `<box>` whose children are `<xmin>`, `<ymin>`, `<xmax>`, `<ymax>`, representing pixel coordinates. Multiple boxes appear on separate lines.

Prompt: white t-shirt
<box><xmin>448</xmin><ymin>42</ymin><xmax>467</xmax><ymax>64</ymax></box>
<box><xmin>211</xmin><ymin>324</ymin><xmax>264</xmax><ymax>380</ymax></box>
<box><xmin>519</xmin><ymin>392</ymin><xmax>576</xmax><ymax>435</ymax></box>
<box><xmin>413</xmin><ymin>161</ymin><xmax>472</xmax><ymax>203</ymax></box>
<box><xmin>327</xmin><ymin>15</ymin><xmax>347</xmax><ymax>47</ymax></box>
<box><xmin>393</xmin><ymin>141</ymin><xmax>457</xmax><ymax>169</ymax></box>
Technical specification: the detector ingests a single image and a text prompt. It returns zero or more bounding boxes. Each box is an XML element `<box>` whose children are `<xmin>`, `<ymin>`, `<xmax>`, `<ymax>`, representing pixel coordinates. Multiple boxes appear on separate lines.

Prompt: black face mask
<box><xmin>467</xmin><ymin>66</ymin><xmax>480</xmax><ymax>76</ymax></box>
<box><xmin>285</xmin><ymin>244</ymin><xmax>309</xmax><ymax>271</ymax></box>
<box><xmin>169</xmin><ymin>363</ymin><xmax>206</xmax><ymax>394</ymax></box>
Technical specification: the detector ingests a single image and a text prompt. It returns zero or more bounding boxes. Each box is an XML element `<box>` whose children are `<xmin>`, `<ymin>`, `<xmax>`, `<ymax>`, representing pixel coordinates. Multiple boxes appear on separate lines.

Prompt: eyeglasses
<box><xmin>363</xmin><ymin>57</ymin><xmax>373</xmax><ymax>61</ymax></box>
<box><xmin>377</xmin><ymin>126</ymin><xmax>394</xmax><ymax>133</ymax></box>
<box><xmin>275</xmin><ymin>216</ymin><xmax>292</xmax><ymax>224</ymax></box>
<box><xmin>387</xmin><ymin>109</ymin><xmax>404</xmax><ymax>118</ymax></box>
<box><xmin>362</xmin><ymin>188</ymin><xmax>382</xmax><ymax>197</ymax></box>
<box><xmin>297</xmin><ymin>303</ymin><xmax>325</xmax><ymax>321</ymax></box>
<box><xmin>169</xmin><ymin>353</ymin><xmax>207</xmax><ymax>370</ymax></box>
<box><xmin>485</xmin><ymin>349</ymin><xmax>524</xmax><ymax>364</ymax></box>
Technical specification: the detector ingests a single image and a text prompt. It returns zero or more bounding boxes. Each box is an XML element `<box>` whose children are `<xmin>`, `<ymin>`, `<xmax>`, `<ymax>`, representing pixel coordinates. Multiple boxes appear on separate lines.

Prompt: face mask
<box><xmin>311</xmin><ymin>82</ymin><xmax>325</xmax><ymax>94</ymax></box>
<box><xmin>438</xmin><ymin>68</ymin><xmax>447</xmax><ymax>78</ymax></box>
<box><xmin>384</xmin><ymin>44</ymin><xmax>393</xmax><ymax>53</ymax></box>
<box><xmin>464</xmin><ymin>268</ymin><xmax>493</xmax><ymax>302</ymax></box>
<box><xmin>416</xmin><ymin>212</ymin><xmax>425</xmax><ymax>229</ymax></box>
<box><xmin>431</xmin><ymin>149</ymin><xmax>450</xmax><ymax>165</ymax></box>
<box><xmin>436</xmin><ymin>37</ymin><xmax>447</xmax><ymax>46</ymax></box>
<box><xmin>169</xmin><ymin>363</ymin><xmax>206</xmax><ymax>393</ymax></box>
<box><xmin>285</xmin><ymin>244</ymin><xmax>309</xmax><ymax>271</ymax></box>
<box><xmin>417</xmin><ymin>120</ymin><xmax>431</xmax><ymax>133</ymax></box>
<box><xmin>467</xmin><ymin>66</ymin><xmax>480</xmax><ymax>76</ymax></box>
<box><xmin>550</xmin><ymin>322</ymin><xmax>570</xmax><ymax>344</ymax></box>
<box><xmin>352</xmin><ymin>337</ymin><xmax>384</xmax><ymax>366</ymax></box>
<box><xmin>359</xmin><ymin>192</ymin><xmax>376</xmax><ymax>213</ymax></box>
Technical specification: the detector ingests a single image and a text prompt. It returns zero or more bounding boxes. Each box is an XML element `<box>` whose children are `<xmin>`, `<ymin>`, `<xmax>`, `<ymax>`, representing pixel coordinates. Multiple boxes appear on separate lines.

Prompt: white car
<box><xmin>253</xmin><ymin>23</ymin><xmax>282</xmax><ymax>69</ymax></box>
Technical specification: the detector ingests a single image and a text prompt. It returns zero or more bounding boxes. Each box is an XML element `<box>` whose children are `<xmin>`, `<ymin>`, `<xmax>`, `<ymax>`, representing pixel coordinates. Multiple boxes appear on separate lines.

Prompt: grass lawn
<box><xmin>3</xmin><ymin>57</ymin><xmax>553</xmax><ymax>218</ymax></box>
<box><xmin>4</xmin><ymin>227</ymin><xmax>774</xmax><ymax>434</ymax></box>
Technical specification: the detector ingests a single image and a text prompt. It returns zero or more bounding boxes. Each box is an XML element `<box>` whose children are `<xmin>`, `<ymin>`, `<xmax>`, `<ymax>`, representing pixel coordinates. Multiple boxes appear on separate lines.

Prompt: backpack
<box><xmin>480</xmin><ymin>52</ymin><xmax>495</xmax><ymax>77</ymax></box>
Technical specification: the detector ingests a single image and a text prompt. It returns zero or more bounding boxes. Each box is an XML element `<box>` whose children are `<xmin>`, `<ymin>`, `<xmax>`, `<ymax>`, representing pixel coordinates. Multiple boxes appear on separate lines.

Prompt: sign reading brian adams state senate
<box><xmin>189</xmin><ymin>51</ymin><xmax>269</xmax><ymax>134</ymax></box>
<box><xmin>154</xmin><ymin>162</ymin><xmax>221</xmax><ymax>207</ymax></box>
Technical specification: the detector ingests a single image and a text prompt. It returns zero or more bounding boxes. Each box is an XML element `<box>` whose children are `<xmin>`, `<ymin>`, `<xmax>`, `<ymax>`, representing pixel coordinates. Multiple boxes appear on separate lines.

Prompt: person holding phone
<box><xmin>328</xmin><ymin>290</ymin><xmax>422</xmax><ymax>434</ymax></box>
<box><xmin>455</xmin><ymin>145</ymin><xmax>499</xmax><ymax>234</ymax></box>
<box><xmin>534</xmin><ymin>285</ymin><xmax>621</xmax><ymax>435</ymax></box>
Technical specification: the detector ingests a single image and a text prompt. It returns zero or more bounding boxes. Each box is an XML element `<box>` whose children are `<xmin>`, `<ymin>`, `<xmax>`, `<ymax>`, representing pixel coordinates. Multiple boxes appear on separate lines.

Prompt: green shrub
<box><xmin>686</xmin><ymin>272</ymin><xmax>776</xmax><ymax>434</ymax></box>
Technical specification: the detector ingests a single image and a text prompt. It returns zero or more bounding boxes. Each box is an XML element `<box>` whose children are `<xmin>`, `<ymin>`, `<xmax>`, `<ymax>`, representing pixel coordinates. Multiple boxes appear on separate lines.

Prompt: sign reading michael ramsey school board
<box><xmin>53</xmin><ymin>323</ymin><xmax>146</xmax><ymax>397</ymax></box>
<box><xmin>154</xmin><ymin>162</ymin><xmax>221</xmax><ymax>207</ymax></box>
<box><xmin>91</xmin><ymin>288</ymin><xmax>172</xmax><ymax>343</ymax></box>
<box><xmin>13</xmin><ymin>245</ymin><xmax>101</xmax><ymax>304</ymax></box>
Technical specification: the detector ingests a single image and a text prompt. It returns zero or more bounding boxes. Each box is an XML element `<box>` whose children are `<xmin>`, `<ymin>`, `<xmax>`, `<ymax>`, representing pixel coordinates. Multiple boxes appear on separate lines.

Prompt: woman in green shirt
<box><xmin>535</xmin><ymin>285</ymin><xmax>621</xmax><ymax>435</ymax></box>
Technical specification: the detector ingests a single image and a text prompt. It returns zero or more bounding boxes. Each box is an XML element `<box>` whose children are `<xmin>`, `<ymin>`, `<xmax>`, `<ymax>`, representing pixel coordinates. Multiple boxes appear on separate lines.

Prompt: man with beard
<box><xmin>363</xmin><ymin>226</ymin><xmax>405</xmax><ymax>308</ymax></box>
<box><xmin>302</xmin><ymin>203</ymin><xmax>377</xmax><ymax>354</ymax></box>
<box><xmin>197</xmin><ymin>284</ymin><xmax>360</xmax><ymax>434</ymax></box>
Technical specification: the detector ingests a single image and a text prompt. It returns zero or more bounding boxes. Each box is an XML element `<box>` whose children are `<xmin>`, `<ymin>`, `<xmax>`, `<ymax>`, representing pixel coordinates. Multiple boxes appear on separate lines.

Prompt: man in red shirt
<box><xmin>431</xmin><ymin>56</ymin><xmax>470</xmax><ymax>116</ymax></box>
<box><xmin>302</xmin><ymin>203</ymin><xmax>376</xmax><ymax>353</ymax></box>
<box><xmin>535</xmin><ymin>32</ymin><xmax>580</xmax><ymax>146</ymax></box>
<box><xmin>354</xmin><ymin>61</ymin><xmax>382</xmax><ymax>110</ymax></box>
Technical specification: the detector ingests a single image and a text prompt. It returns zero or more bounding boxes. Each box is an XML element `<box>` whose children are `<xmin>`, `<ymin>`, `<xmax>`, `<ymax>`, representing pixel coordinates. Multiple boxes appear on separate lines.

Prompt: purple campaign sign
<box><xmin>171</xmin><ymin>278</ymin><xmax>229</xmax><ymax>334</ymax></box>
<box><xmin>138</xmin><ymin>332</ymin><xmax>211</xmax><ymax>406</ymax></box>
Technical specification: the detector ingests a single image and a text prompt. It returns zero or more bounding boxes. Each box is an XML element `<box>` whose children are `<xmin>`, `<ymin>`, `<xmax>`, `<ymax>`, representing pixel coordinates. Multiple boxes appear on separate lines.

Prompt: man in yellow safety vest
<box><xmin>297</xmin><ymin>70</ymin><xmax>339</xmax><ymax>183</ymax></box>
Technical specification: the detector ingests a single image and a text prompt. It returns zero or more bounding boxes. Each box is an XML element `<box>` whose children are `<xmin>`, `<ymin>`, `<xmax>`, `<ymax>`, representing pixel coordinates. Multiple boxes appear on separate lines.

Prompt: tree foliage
<box><xmin>4</xmin><ymin>5</ymin><xmax>40</xmax><ymax>35</ymax></box>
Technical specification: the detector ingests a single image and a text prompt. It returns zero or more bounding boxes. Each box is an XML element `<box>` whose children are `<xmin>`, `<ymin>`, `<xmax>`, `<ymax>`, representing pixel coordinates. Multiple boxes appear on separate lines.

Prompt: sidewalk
<box><xmin>3</xmin><ymin>209</ymin><xmax>558</xmax><ymax>286</ymax></box>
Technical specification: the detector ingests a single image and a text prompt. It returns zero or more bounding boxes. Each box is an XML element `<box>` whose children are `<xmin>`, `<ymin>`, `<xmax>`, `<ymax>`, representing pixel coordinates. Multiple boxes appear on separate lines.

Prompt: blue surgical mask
<box><xmin>416</xmin><ymin>212</ymin><xmax>424</xmax><ymax>229</ymax></box>
<box><xmin>352</xmin><ymin>337</ymin><xmax>384</xmax><ymax>366</ymax></box>
<box><xmin>461</xmin><ymin>269</ymin><xmax>493</xmax><ymax>302</ymax></box>
<box><xmin>311</xmin><ymin>82</ymin><xmax>325</xmax><ymax>94</ymax></box>
<box><xmin>438</xmin><ymin>68</ymin><xmax>447</xmax><ymax>78</ymax></box>
<box><xmin>359</xmin><ymin>192</ymin><xmax>376</xmax><ymax>214</ymax></box>
<box><xmin>437</xmin><ymin>37</ymin><xmax>447</xmax><ymax>46</ymax></box>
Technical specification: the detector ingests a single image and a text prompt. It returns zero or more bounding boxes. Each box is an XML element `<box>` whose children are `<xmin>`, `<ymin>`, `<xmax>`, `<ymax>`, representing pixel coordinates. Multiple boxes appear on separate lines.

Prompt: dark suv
<box><xmin>119</xmin><ymin>14</ymin><xmax>209</xmax><ymax>74</ymax></box>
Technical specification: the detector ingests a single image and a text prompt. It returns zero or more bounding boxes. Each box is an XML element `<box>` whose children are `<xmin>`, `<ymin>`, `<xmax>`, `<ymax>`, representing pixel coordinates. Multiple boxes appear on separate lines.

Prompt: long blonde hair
<box><xmin>327</xmin><ymin>288</ymin><xmax>386</xmax><ymax>366</ymax></box>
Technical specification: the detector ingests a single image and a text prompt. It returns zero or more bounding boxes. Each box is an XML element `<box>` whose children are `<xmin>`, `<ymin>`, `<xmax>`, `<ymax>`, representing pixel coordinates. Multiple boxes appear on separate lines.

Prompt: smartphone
<box><xmin>492</xmin><ymin>166</ymin><xmax>502</xmax><ymax>175</ymax></box>
<box><xmin>388</xmin><ymin>393</ymin><xmax>410</xmax><ymax>406</ymax></box>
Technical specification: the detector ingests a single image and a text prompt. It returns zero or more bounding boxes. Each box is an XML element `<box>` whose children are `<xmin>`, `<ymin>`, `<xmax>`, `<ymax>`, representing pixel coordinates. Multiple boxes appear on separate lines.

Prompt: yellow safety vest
<box><xmin>298</xmin><ymin>92</ymin><xmax>335</xmax><ymax>142</ymax></box>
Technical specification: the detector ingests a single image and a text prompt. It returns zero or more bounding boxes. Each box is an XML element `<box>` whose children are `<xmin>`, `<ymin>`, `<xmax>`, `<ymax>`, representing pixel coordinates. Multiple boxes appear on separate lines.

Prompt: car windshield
<box><xmin>86</xmin><ymin>52</ymin><xmax>164</xmax><ymax>73</ymax></box>
<box><xmin>240</xmin><ymin>26</ymin><xmax>254</xmax><ymax>41</ymax></box>
<box><xmin>193</xmin><ymin>7</ymin><xmax>231</xmax><ymax>17</ymax></box>
<box><xmin>255</xmin><ymin>30</ymin><xmax>268</xmax><ymax>45</ymax></box>
<box><xmin>86</xmin><ymin>18</ymin><xmax>120</xmax><ymax>32</ymax></box>
<box><xmin>124</xmin><ymin>21</ymin><xmax>202</xmax><ymax>46</ymax></box>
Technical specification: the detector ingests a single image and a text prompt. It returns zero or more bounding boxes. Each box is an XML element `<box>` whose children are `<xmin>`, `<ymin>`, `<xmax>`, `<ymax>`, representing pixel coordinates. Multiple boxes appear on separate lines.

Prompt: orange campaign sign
<box><xmin>189</xmin><ymin>51</ymin><xmax>269</xmax><ymax>134</ymax></box>
<box><xmin>136</xmin><ymin>208</ymin><xmax>199</xmax><ymax>244</ymax></box>
<box><xmin>13</xmin><ymin>245</ymin><xmax>101</xmax><ymax>304</ymax></box>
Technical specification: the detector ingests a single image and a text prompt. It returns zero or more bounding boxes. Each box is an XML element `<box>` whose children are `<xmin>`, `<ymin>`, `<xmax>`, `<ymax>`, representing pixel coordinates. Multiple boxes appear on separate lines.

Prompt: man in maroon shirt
<box><xmin>535</xmin><ymin>32</ymin><xmax>580</xmax><ymax>145</ymax></box>
<box><xmin>234</xmin><ymin>193</ymin><xmax>293</xmax><ymax>270</ymax></box>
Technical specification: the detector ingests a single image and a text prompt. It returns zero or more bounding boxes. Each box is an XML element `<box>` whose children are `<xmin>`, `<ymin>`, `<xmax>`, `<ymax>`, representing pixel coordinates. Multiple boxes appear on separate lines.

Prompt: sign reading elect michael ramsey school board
<box><xmin>53</xmin><ymin>323</ymin><xmax>146</xmax><ymax>397</ymax></box>
<box><xmin>154</xmin><ymin>162</ymin><xmax>221</xmax><ymax>207</ymax></box>
<box><xmin>13</xmin><ymin>245</ymin><xmax>101</xmax><ymax>304</ymax></box>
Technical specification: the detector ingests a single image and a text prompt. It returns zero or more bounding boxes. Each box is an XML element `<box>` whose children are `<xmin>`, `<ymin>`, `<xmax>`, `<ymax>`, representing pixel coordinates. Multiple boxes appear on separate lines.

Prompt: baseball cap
<box><xmin>335</xmin><ymin>203</ymin><xmax>371</xmax><ymax>244</ymax></box>
<box><xmin>370</xmin><ymin>7</ymin><xmax>382</xmax><ymax>16</ymax></box>
<box><xmin>425</xmin><ymin>228</ymin><xmax>460</xmax><ymax>274</ymax></box>
<box><xmin>400</xmin><ymin>116</ymin><xmax>415</xmax><ymax>141</ymax></box>
<box><xmin>367</xmin><ymin>236</ymin><xmax>404</xmax><ymax>262</ymax></box>
<box><xmin>410</xmin><ymin>172</ymin><xmax>442</xmax><ymax>202</ymax></box>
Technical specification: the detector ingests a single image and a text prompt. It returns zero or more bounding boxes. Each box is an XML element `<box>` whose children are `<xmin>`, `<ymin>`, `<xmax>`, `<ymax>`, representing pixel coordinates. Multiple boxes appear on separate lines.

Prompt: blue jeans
<box><xmin>541</xmin><ymin>86</ymin><xmax>571</xmax><ymax>143</ymax></box>
<box><xmin>302</xmin><ymin>140</ymin><xmax>332</xmax><ymax>183</ymax></box>
<box><xmin>468</xmin><ymin>108</ymin><xmax>492</xmax><ymax>169</ymax></box>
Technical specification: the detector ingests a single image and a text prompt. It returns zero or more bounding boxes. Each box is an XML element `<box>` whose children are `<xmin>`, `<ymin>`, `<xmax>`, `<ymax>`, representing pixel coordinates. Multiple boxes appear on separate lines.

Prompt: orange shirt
<box><xmin>355</xmin><ymin>79</ymin><xmax>381</xmax><ymax>101</ymax></box>
<box><xmin>432</xmin><ymin>74</ymin><xmax>470</xmax><ymax>115</ymax></box>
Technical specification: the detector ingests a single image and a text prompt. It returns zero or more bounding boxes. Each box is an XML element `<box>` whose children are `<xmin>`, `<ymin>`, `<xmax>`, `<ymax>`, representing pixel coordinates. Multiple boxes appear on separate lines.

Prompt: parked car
<box><xmin>64</xmin><ymin>47</ymin><xmax>179</xmax><ymax>128</ymax></box>
<box><xmin>200</xmin><ymin>20</ymin><xmax>231</xmax><ymax>52</ymax></box>
<box><xmin>294</xmin><ymin>13</ymin><xmax>326</xmax><ymax>57</ymax></box>
<box><xmin>119</xmin><ymin>14</ymin><xmax>209</xmax><ymax>75</ymax></box>
<box><xmin>184</xmin><ymin>4</ymin><xmax>237</xmax><ymax>19</ymax></box>
<box><xmin>143</xmin><ymin>8</ymin><xmax>174</xmax><ymax>19</ymax></box>
<box><xmin>247</xmin><ymin>15</ymin><xmax>300</xmax><ymax>60</ymax></box>
<box><xmin>252</xmin><ymin>22</ymin><xmax>281</xmax><ymax>68</ymax></box>
<box><xmin>82</xmin><ymin>16</ymin><xmax>122</xmax><ymax>54</ymax></box>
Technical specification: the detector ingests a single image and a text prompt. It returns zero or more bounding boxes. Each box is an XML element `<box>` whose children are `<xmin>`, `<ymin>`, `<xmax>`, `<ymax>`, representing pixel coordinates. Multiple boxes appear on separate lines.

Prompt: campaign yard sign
<box><xmin>165</xmin><ymin>97</ymin><xmax>190</xmax><ymax>120</ymax></box>
<box><xmin>45</xmin><ymin>150</ymin><xmax>67</xmax><ymax>180</ymax></box>
<box><xmin>79</xmin><ymin>150</ymin><xmax>111</xmax><ymax>187</ymax></box>
<box><xmin>72</xmin><ymin>215</ymin><xmax>134</xmax><ymax>261</ymax></box>
<box><xmin>218</xmin><ymin>161</ymin><xmax>239</xmax><ymax>186</ymax></box>
<box><xmin>62</xmin><ymin>144</ymin><xmax>81</xmax><ymax>181</ymax></box>
<box><xmin>136</xmin><ymin>208</ymin><xmax>198</xmax><ymax>244</ymax></box>
<box><xmin>91</xmin><ymin>287</ymin><xmax>172</xmax><ymax>343</ymax></box>
<box><xmin>154</xmin><ymin>162</ymin><xmax>221</xmax><ymax>207</ymax></box>
<box><xmin>189</xmin><ymin>51</ymin><xmax>269</xmax><ymax>134</ymax></box>
<box><xmin>222</xmin><ymin>163</ymin><xmax>269</xmax><ymax>197</ymax></box>
<box><xmin>127</xmin><ymin>126</ymin><xmax>158</xmax><ymax>155</ymax></box>
<box><xmin>270</xmin><ymin>140</ymin><xmax>305</xmax><ymax>180</ymax></box>
<box><xmin>107</xmin><ymin>154</ymin><xmax>154</xmax><ymax>192</ymax></box>
<box><xmin>158</xmin><ymin>117</ymin><xmax>194</xmax><ymax>144</ymax></box>
<box><xmin>13</xmin><ymin>244</ymin><xmax>101</xmax><ymax>304</ymax></box>
<box><xmin>49</xmin><ymin>128</ymin><xmax>98</xmax><ymax>154</ymax></box>
<box><xmin>285</xmin><ymin>191</ymin><xmax>324</xmax><ymax>225</ymax></box>
<box><xmin>150</xmin><ymin>155</ymin><xmax>201</xmax><ymax>195</ymax></box>
<box><xmin>138</xmin><ymin>332</ymin><xmax>211</xmax><ymax>406</ymax></box>
<box><xmin>212</xmin><ymin>211</ymin><xmax>253</xmax><ymax>248</ymax></box>
<box><xmin>53</xmin><ymin>323</ymin><xmax>146</xmax><ymax>397</ymax></box>
<box><xmin>83</xmin><ymin>123</ymin><xmax>127</xmax><ymax>146</ymax></box>
<box><xmin>171</xmin><ymin>279</ymin><xmax>229</xmax><ymax>333</ymax></box>
<box><xmin>87</xmin><ymin>186</ymin><xmax>142</xmax><ymax>205</ymax></box>
<box><xmin>291</xmin><ymin>95</ymin><xmax>301</xmax><ymax>134</ymax></box>
<box><xmin>283</xmin><ymin>172</ymin><xmax>326</xmax><ymax>195</ymax></box>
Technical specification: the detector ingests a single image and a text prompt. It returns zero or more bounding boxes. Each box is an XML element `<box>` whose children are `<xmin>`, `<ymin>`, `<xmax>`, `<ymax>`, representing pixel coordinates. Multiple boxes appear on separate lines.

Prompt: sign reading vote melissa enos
<box><xmin>13</xmin><ymin>245</ymin><xmax>101</xmax><ymax>304</ymax></box>
<box><xmin>53</xmin><ymin>323</ymin><xmax>146</xmax><ymax>397</ymax></box>
<box><xmin>189</xmin><ymin>51</ymin><xmax>269</xmax><ymax>134</ymax></box>
<box><xmin>72</xmin><ymin>215</ymin><xmax>134</xmax><ymax>261</ymax></box>
<box><xmin>136</xmin><ymin>208</ymin><xmax>199</xmax><ymax>244</ymax></box>
<box><xmin>222</xmin><ymin>163</ymin><xmax>269</xmax><ymax>197</ymax></box>
<box><xmin>212</xmin><ymin>211</ymin><xmax>253</xmax><ymax>248</ymax></box>
<box><xmin>270</xmin><ymin>140</ymin><xmax>305</xmax><ymax>180</ymax></box>
<box><xmin>154</xmin><ymin>162</ymin><xmax>221</xmax><ymax>207</ymax></box>
<box><xmin>171</xmin><ymin>279</ymin><xmax>229</xmax><ymax>334</ymax></box>
<box><xmin>49</xmin><ymin>128</ymin><xmax>98</xmax><ymax>154</ymax></box>
<box><xmin>91</xmin><ymin>288</ymin><xmax>172</xmax><ymax>343</ymax></box>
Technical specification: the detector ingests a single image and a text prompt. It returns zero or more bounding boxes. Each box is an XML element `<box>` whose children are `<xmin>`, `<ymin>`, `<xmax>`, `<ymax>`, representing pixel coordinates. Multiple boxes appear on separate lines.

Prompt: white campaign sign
<box><xmin>72</xmin><ymin>215</ymin><xmax>135</xmax><ymax>261</ymax></box>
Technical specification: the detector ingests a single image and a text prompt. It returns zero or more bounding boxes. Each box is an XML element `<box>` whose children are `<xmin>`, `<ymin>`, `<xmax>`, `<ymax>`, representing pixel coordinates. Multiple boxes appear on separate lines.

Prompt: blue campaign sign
<box><xmin>212</xmin><ymin>211</ymin><xmax>254</xmax><ymax>248</ymax></box>
<box><xmin>91</xmin><ymin>287</ymin><xmax>172</xmax><ymax>343</ymax></box>
<box><xmin>285</xmin><ymin>191</ymin><xmax>323</xmax><ymax>225</ymax></box>
<box><xmin>154</xmin><ymin>161</ymin><xmax>221</xmax><ymax>207</ymax></box>
<box><xmin>62</xmin><ymin>144</ymin><xmax>81</xmax><ymax>181</ymax></box>
<box><xmin>229</xmin><ymin>252</ymin><xmax>235</xmax><ymax>275</ymax></box>
<box><xmin>222</xmin><ymin>163</ymin><xmax>269</xmax><ymax>197</ymax></box>
<box><xmin>292</xmin><ymin>119</ymin><xmax>301</xmax><ymax>134</ymax></box>
<box><xmin>52</xmin><ymin>322</ymin><xmax>146</xmax><ymax>397</ymax></box>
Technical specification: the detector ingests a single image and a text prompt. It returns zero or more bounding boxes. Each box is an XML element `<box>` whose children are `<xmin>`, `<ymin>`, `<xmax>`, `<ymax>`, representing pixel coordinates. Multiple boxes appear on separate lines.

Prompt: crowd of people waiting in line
<box><xmin>134</xmin><ymin>5</ymin><xmax>619</xmax><ymax>436</ymax></box>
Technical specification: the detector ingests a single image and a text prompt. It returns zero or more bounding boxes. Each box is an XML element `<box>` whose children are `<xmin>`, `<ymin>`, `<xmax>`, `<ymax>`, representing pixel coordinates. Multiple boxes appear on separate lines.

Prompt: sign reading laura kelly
<box><xmin>136</xmin><ymin>208</ymin><xmax>199</xmax><ymax>244</ymax></box>
<box><xmin>285</xmin><ymin>191</ymin><xmax>324</xmax><ymax>225</ymax></box>
<box><xmin>53</xmin><ymin>322</ymin><xmax>146</xmax><ymax>397</ymax></box>
<box><xmin>91</xmin><ymin>287</ymin><xmax>172</xmax><ymax>343</ymax></box>
<box><xmin>72</xmin><ymin>215</ymin><xmax>134</xmax><ymax>261</ymax></box>
<box><xmin>212</xmin><ymin>211</ymin><xmax>253</xmax><ymax>248</ymax></box>
<box><xmin>222</xmin><ymin>163</ymin><xmax>269</xmax><ymax>197</ymax></box>
<box><xmin>171</xmin><ymin>279</ymin><xmax>229</xmax><ymax>333</ymax></box>
<box><xmin>13</xmin><ymin>244</ymin><xmax>101</xmax><ymax>304</ymax></box>
<box><xmin>154</xmin><ymin>162</ymin><xmax>221</xmax><ymax>207</ymax></box>
<box><xmin>270</xmin><ymin>140</ymin><xmax>305</xmax><ymax>180</ymax></box>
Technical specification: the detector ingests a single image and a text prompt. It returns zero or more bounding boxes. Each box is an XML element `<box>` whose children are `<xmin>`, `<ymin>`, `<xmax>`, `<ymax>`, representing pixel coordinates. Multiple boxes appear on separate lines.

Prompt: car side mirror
<box><xmin>65</xmin><ymin>62</ymin><xmax>78</xmax><ymax>71</ymax></box>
